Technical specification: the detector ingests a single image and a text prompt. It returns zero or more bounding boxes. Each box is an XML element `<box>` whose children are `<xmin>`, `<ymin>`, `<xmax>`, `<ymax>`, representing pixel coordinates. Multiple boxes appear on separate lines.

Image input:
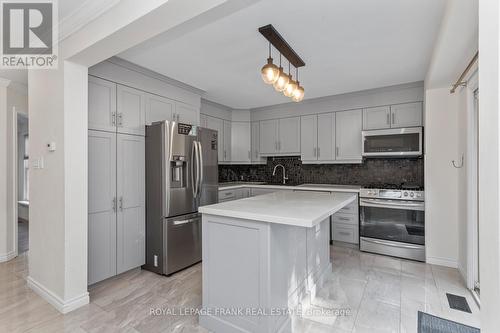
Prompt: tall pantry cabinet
<box><xmin>88</xmin><ymin>76</ymin><xmax>146</xmax><ymax>285</ymax></box>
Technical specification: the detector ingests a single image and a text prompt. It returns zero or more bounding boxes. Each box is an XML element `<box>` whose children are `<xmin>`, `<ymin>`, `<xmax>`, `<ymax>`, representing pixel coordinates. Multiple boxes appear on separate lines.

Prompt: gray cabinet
<box><xmin>116</xmin><ymin>85</ymin><xmax>146</xmax><ymax>136</ymax></box>
<box><xmin>251</xmin><ymin>122</ymin><xmax>266</xmax><ymax>164</ymax></box>
<box><xmin>391</xmin><ymin>102</ymin><xmax>422</xmax><ymax>128</ymax></box>
<box><xmin>362</xmin><ymin>103</ymin><xmax>422</xmax><ymax>130</ymax></box>
<box><xmin>331</xmin><ymin>199</ymin><xmax>359</xmax><ymax>244</ymax></box>
<box><xmin>259</xmin><ymin>117</ymin><xmax>300</xmax><ymax>155</ymax></box>
<box><xmin>363</xmin><ymin>106</ymin><xmax>391</xmax><ymax>130</ymax></box>
<box><xmin>301</xmin><ymin>113</ymin><xmax>335</xmax><ymax>162</ymax></box>
<box><xmin>335</xmin><ymin>110</ymin><xmax>362</xmax><ymax>161</ymax></box>
<box><xmin>145</xmin><ymin>93</ymin><xmax>174</xmax><ymax>125</ymax></box>
<box><xmin>176</xmin><ymin>101</ymin><xmax>199</xmax><ymax>125</ymax></box>
<box><xmin>116</xmin><ymin>134</ymin><xmax>145</xmax><ymax>274</ymax></box>
<box><xmin>231</xmin><ymin>122</ymin><xmax>251</xmax><ymax>163</ymax></box>
<box><xmin>88</xmin><ymin>130</ymin><xmax>117</xmax><ymax>285</ymax></box>
<box><xmin>88</xmin><ymin>131</ymin><xmax>145</xmax><ymax>284</ymax></box>
<box><xmin>88</xmin><ymin>76</ymin><xmax>117</xmax><ymax>133</ymax></box>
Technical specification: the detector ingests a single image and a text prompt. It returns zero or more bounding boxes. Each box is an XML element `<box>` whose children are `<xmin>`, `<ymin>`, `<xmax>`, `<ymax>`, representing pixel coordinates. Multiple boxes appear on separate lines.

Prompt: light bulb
<box><xmin>292</xmin><ymin>83</ymin><xmax>304</xmax><ymax>102</ymax></box>
<box><xmin>283</xmin><ymin>76</ymin><xmax>298</xmax><ymax>97</ymax></box>
<box><xmin>273</xmin><ymin>68</ymin><xmax>289</xmax><ymax>92</ymax></box>
<box><xmin>261</xmin><ymin>57</ymin><xmax>279</xmax><ymax>84</ymax></box>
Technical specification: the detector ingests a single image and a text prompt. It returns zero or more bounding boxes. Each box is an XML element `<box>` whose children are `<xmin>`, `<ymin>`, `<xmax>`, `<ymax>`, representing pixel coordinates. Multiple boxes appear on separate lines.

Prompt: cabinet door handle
<box><xmin>392</xmin><ymin>113</ymin><xmax>395</xmax><ymax>124</ymax></box>
<box><xmin>119</xmin><ymin>197</ymin><xmax>123</xmax><ymax>211</ymax></box>
<box><xmin>112</xmin><ymin>197</ymin><xmax>117</xmax><ymax>212</ymax></box>
<box><xmin>111</xmin><ymin>112</ymin><xmax>116</xmax><ymax>126</ymax></box>
<box><xmin>386</xmin><ymin>113</ymin><xmax>390</xmax><ymax>125</ymax></box>
<box><xmin>117</xmin><ymin>113</ymin><xmax>123</xmax><ymax>126</ymax></box>
<box><xmin>336</xmin><ymin>147</ymin><xmax>339</xmax><ymax>157</ymax></box>
<box><xmin>318</xmin><ymin>147</ymin><xmax>320</xmax><ymax>158</ymax></box>
<box><xmin>224</xmin><ymin>150</ymin><xmax>227</xmax><ymax>159</ymax></box>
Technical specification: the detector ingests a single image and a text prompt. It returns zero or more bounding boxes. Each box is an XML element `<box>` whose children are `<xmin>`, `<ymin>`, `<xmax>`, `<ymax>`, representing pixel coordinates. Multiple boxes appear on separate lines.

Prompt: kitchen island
<box><xmin>198</xmin><ymin>190</ymin><xmax>357</xmax><ymax>333</ymax></box>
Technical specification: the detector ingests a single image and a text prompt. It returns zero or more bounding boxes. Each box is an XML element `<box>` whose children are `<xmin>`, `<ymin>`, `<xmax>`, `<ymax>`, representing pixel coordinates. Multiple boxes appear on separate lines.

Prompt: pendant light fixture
<box><xmin>292</xmin><ymin>67</ymin><xmax>304</xmax><ymax>102</ymax></box>
<box><xmin>273</xmin><ymin>54</ymin><xmax>289</xmax><ymax>92</ymax></box>
<box><xmin>258</xmin><ymin>24</ymin><xmax>306</xmax><ymax>102</ymax></box>
<box><xmin>283</xmin><ymin>62</ymin><xmax>298</xmax><ymax>97</ymax></box>
<box><xmin>260</xmin><ymin>43</ymin><xmax>280</xmax><ymax>84</ymax></box>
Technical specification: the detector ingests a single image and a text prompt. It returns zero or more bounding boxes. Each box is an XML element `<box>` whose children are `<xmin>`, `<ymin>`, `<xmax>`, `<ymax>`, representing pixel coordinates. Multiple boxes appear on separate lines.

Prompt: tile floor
<box><xmin>0</xmin><ymin>243</ymin><xmax>480</xmax><ymax>333</ymax></box>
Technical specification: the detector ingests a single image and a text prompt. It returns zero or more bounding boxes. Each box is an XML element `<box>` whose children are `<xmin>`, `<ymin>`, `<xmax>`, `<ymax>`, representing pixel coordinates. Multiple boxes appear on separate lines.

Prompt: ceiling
<box><xmin>119</xmin><ymin>0</ymin><xmax>447</xmax><ymax>109</ymax></box>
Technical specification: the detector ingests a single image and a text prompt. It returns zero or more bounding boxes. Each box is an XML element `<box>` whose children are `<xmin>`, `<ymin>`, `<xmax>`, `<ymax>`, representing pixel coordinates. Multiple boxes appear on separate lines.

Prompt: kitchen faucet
<box><xmin>272</xmin><ymin>164</ymin><xmax>289</xmax><ymax>185</ymax></box>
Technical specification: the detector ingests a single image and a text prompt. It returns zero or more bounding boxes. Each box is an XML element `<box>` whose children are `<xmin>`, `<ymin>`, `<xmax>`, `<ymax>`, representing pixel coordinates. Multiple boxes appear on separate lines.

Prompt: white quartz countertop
<box><xmin>218</xmin><ymin>183</ymin><xmax>361</xmax><ymax>193</ymax></box>
<box><xmin>199</xmin><ymin>191</ymin><xmax>357</xmax><ymax>228</ymax></box>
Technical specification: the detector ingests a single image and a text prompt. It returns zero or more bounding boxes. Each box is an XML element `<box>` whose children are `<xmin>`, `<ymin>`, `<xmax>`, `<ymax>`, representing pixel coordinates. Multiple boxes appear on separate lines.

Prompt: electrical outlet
<box><xmin>154</xmin><ymin>255</ymin><xmax>158</xmax><ymax>267</ymax></box>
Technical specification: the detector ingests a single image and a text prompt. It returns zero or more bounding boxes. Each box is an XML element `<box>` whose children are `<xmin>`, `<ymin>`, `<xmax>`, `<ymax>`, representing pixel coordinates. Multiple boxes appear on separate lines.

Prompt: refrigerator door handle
<box><xmin>191</xmin><ymin>141</ymin><xmax>197</xmax><ymax>197</ymax></box>
<box><xmin>197</xmin><ymin>141</ymin><xmax>204</xmax><ymax>197</ymax></box>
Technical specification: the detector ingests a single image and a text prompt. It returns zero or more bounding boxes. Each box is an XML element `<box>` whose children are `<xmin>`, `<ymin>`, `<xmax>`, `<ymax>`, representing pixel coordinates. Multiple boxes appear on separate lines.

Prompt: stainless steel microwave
<box><xmin>362</xmin><ymin>127</ymin><xmax>423</xmax><ymax>157</ymax></box>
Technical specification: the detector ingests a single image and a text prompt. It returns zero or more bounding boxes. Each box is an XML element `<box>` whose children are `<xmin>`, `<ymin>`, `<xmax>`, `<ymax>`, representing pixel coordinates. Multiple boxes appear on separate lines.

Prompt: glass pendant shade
<box><xmin>261</xmin><ymin>57</ymin><xmax>279</xmax><ymax>84</ymax></box>
<box><xmin>292</xmin><ymin>83</ymin><xmax>304</xmax><ymax>102</ymax></box>
<box><xmin>283</xmin><ymin>76</ymin><xmax>298</xmax><ymax>97</ymax></box>
<box><xmin>273</xmin><ymin>68</ymin><xmax>289</xmax><ymax>92</ymax></box>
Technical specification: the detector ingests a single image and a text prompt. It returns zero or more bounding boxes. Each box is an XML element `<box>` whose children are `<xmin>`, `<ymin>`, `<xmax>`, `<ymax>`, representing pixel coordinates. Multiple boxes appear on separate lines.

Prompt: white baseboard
<box><xmin>27</xmin><ymin>276</ymin><xmax>89</xmax><ymax>314</ymax></box>
<box><xmin>426</xmin><ymin>256</ymin><xmax>458</xmax><ymax>268</ymax></box>
<box><xmin>0</xmin><ymin>251</ymin><xmax>16</xmax><ymax>262</ymax></box>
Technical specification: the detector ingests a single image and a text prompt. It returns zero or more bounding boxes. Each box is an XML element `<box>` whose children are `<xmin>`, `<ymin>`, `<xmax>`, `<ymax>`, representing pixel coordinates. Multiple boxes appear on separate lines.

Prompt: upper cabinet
<box><xmin>145</xmin><ymin>93</ymin><xmax>174</xmax><ymax>125</ymax></box>
<box><xmin>88</xmin><ymin>76</ymin><xmax>117</xmax><ymax>133</ymax></box>
<box><xmin>231</xmin><ymin>122</ymin><xmax>251</xmax><ymax>164</ymax></box>
<box><xmin>362</xmin><ymin>102</ymin><xmax>422</xmax><ymax>130</ymax></box>
<box><xmin>279</xmin><ymin>117</ymin><xmax>301</xmax><ymax>154</ymax></box>
<box><xmin>390</xmin><ymin>102</ymin><xmax>422</xmax><ymax>128</ymax></box>
<box><xmin>89</xmin><ymin>75</ymin><xmax>201</xmax><ymax>136</ymax></box>
<box><xmin>259</xmin><ymin>119</ymin><xmax>279</xmax><ymax>154</ymax></box>
<box><xmin>204</xmin><ymin>115</ymin><xmax>224</xmax><ymax>162</ymax></box>
<box><xmin>301</xmin><ymin>113</ymin><xmax>336</xmax><ymax>163</ymax></box>
<box><xmin>251</xmin><ymin>122</ymin><xmax>266</xmax><ymax>164</ymax></box>
<box><xmin>336</xmin><ymin>110</ymin><xmax>362</xmax><ymax>161</ymax></box>
<box><xmin>223</xmin><ymin>120</ymin><xmax>232</xmax><ymax>162</ymax></box>
<box><xmin>363</xmin><ymin>106</ymin><xmax>391</xmax><ymax>130</ymax></box>
<box><xmin>260</xmin><ymin>117</ymin><xmax>300</xmax><ymax>155</ymax></box>
<box><xmin>117</xmin><ymin>85</ymin><xmax>146</xmax><ymax>136</ymax></box>
<box><xmin>176</xmin><ymin>102</ymin><xmax>199</xmax><ymax>125</ymax></box>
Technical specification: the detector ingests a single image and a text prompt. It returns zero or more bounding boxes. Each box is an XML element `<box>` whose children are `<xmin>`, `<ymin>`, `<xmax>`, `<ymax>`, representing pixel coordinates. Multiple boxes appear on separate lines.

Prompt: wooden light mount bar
<box><xmin>258</xmin><ymin>24</ymin><xmax>305</xmax><ymax>68</ymax></box>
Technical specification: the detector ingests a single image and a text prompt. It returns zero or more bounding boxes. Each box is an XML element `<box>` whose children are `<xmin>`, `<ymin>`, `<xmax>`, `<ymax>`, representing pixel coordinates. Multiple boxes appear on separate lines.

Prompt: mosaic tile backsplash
<box><xmin>219</xmin><ymin>157</ymin><xmax>424</xmax><ymax>187</ymax></box>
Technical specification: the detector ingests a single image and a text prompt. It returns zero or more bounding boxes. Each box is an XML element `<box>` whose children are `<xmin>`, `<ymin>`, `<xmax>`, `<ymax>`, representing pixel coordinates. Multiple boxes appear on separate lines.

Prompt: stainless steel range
<box><xmin>359</xmin><ymin>185</ymin><xmax>425</xmax><ymax>261</ymax></box>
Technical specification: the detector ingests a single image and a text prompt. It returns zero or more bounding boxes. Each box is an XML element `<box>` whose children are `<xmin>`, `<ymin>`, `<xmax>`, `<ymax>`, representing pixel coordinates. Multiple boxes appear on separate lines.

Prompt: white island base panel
<box><xmin>200</xmin><ymin>215</ymin><xmax>332</xmax><ymax>333</ymax></box>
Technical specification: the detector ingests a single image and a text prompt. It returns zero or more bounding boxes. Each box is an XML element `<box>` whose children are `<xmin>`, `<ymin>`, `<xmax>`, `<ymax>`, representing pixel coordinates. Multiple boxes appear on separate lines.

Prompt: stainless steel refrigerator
<box><xmin>144</xmin><ymin>121</ymin><xmax>218</xmax><ymax>275</ymax></box>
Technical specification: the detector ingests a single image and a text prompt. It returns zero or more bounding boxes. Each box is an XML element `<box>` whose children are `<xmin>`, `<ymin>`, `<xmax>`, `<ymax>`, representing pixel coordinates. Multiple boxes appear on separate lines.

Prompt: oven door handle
<box><xmin>362</xmin><ymin>238</ymin><xmax>424</xmax><ymax>250</ymax></box>
<box><xmin>360</xmin><ymin>198</ymin><xmax>425</xmax><ymax>211</ymax></box>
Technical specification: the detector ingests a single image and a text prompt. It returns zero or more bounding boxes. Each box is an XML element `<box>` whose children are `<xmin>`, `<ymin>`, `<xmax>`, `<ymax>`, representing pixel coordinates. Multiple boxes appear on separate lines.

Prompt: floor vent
<box><xmin>446</xmin><ymin>293</ymin><xmax>472</xmax><ymax>313</ymax></box>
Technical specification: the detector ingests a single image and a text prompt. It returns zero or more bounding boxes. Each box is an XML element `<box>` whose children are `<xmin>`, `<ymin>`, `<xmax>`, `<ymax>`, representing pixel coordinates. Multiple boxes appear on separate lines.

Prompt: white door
<box><xmin>317</xmin><ymin>113</ymin><xmax>335</xmax><ymax>161</ymax></box>
<box><xmin>251</xmin><ymin>122</ymin><xmax>265</xmax><ymax>163</ymax></box>
<box><xmin>176</xmin><ymin>102</ymin><xmax>199</xmax><ymax>125</ymax></box>
<box><xmin>231</xmin><ymin>122</ymin><xmax>251</xmax><ymax>163</ymax></box>
<box><xmin>116</xmin><ymin>134</ymin><xmax>145</xmax><ymax>274</ymax></box>
<box><xmin>336</xmin><ymin>110</ymin><xmax>362</xmax><ymax>161</ymax></box>
<box><xmin>363</xmin><ymin>106</ymin><xmax>391</xmax><ymax>130</ymax></box>
<box><xmin>205</xmin><ymin>116</ymin><xmax>224</xmax><ymax>162</ymax></box>
<box><xmin>145</xmin><ymin>94</ymin><xmax>174</xmax><ymax>125</ymax></box>
<box><xmin>278</xmin><ymin>117</ymin><xmax>300</xmax><ymax>153</ymax></box>
<box><xmin>260</xmin><ymin>119</ymin><xmax>278</xmax><ymax>154</ymax></box>
<box><xmin>300</xmin><ymin>115</ymin><xmax>317</xmax><ymax>161</ymax></box>
<box><xmin>117</xmin><ymin>85</ymin><xmax>146</xmax><ymax>136</ymax></box>
<box><xmin>88</xmin><ymin>130</ymin><xmax>117</xmax><ymax>285</ymax></box>
<box><xmin>390</xmin><ymin>102</ymin><xmax>422</xmax><ymax>128</ymax></box>
<box><xmin>223</xmin><ymin>120</ymin><xmax>232</xmax><ymax>162</ymax></box>
<box><xmin>88</xmin><ymin>76</ymin><xmax>117</xmax><ymax>133</ymax></box>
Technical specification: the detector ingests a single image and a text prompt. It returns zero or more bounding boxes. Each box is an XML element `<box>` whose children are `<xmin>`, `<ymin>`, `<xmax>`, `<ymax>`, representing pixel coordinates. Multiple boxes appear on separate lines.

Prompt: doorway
<box><xmin>17</xmin><ymin>113</ymin><xmax>29</xmax><ymax>254</ymax></box>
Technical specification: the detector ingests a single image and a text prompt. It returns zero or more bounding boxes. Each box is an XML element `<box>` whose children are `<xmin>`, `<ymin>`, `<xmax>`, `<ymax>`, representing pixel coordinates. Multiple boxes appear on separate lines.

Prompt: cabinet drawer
<box><xmin>338</xmin><ymin>201</ymin><xmax>358</xmax><ymax>215</ymax></box>
<box><xmin>218</xmin><ymin>190</ymin><xmax>236</xmax><ymax>201</ymax></box>
<box><xmin>332</xmin><ymin>223</ymin><xmax>358</xmax><ymax>243</ymax></box>
<box><xmin>332</xmin><ymin>213</ymin><xmax>358</xmax><ymax>225</ymax></box>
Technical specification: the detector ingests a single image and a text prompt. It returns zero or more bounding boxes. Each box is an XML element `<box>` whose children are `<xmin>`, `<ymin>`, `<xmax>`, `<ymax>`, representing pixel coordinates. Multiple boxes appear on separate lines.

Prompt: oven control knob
<box><xmin>410</xmin><ymin>192</ymin><xmax>415</xmax><ymax>198</ymax></box>
<box><xmin>403</xmin><ymin>192</ymin><xmax>408</xmax><ymax>197</ymax></box>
